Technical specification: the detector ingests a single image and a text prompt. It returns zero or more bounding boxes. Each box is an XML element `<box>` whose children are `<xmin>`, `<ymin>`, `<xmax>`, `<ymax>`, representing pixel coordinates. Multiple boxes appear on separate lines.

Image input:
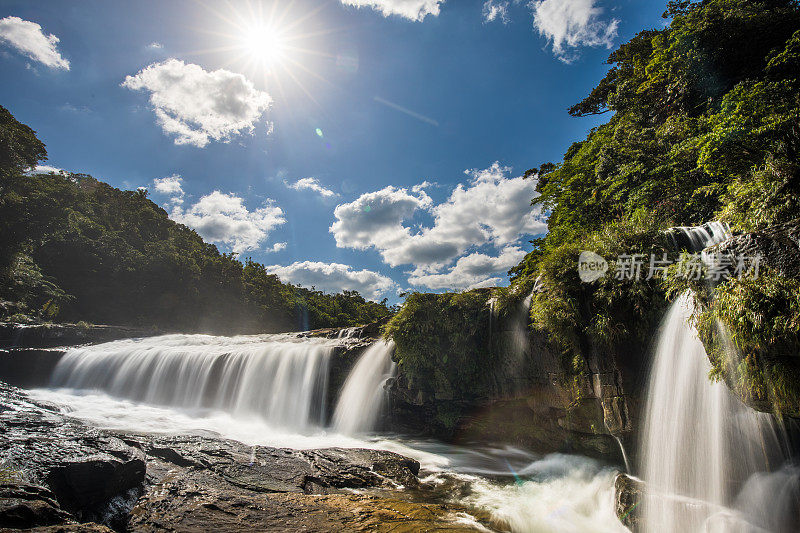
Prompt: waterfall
<box><xmin>337</xmin><ymin>327</ymin><xmax>361</xmax><ymax>339</ymax></box>
<box><xmin>332</xmin><ymin>340</ymin><xmax>396</xmax><ymax>435</ymax></box>
<box><xmin>668</xmin><ymin>221</ymin><xmax>732</xmax><ymax>252</ymax></box>
<box><xmin>639</xmin><ymin>293</ymin><xmax>793</xmax><ymax>532</ymax></box>
<box><xmin>51</xmin><ymin>333</ymin><xmax>334</xmax><ymax>431</ymax></box>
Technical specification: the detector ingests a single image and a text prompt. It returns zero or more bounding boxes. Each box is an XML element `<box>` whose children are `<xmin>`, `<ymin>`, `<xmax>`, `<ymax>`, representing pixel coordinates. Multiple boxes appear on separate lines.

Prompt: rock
<box><xmin>0</xmin><ymin>348</ymin><xmax>66</xmax><ymax>388</ymax></box>
<box><xmin>0</xmin><ymin>323</ymin><xmax>158</xmax><ymax>350</ymax></box>
<box><xmin>614</xmin><ymin>473</ymin><xmax>643</xmax><ymax>530</ymax></box>
<box><xmin>708</xmin><ymin>218</ymin><xmax>800</xmax><ymax>279</ymax></box>
<box><xmin>0</xmin><ymin>382</ymin><xmax>492</xmax><ymax>532</ymax></box>
<box><xmin>0</xmin><ymin>384</ymin><xmax>146</xmax><ymax>530</ymax></box>
<box><xmin>12</xmin><ymin>524</ymin><xmax>114</xmax><ymax>532</ymax></box>
<box><xmin>0</xmin><ymin>482</ymin><xmax>72</xmax><ymax>529</ymax></box>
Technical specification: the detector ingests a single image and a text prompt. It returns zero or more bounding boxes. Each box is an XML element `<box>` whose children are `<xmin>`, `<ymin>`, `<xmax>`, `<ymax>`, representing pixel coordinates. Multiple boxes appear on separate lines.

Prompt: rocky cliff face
<box><xmin>384</xmin><ymin>302</ymin><xmax>633</xmax><ymax>463</ymax></box>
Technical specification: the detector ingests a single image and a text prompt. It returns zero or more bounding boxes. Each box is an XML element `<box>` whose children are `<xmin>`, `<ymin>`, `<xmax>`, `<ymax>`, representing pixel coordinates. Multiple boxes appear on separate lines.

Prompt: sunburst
<box><xmin>188</xmin><ymin>0</ymin><xmax>343</xmax><ymax>108</ymax></box>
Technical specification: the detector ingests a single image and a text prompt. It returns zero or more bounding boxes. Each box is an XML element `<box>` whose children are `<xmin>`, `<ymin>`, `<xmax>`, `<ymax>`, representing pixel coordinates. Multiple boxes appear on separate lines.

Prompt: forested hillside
<box><xmin>0</xmin><ymin>106</ymin><xmax>392</xmax><ymax>332</ymax></box>
<box><xmin>386</xmin><ymin>0</ymin><xmax>800</xmax><ymax>418</ymax></box>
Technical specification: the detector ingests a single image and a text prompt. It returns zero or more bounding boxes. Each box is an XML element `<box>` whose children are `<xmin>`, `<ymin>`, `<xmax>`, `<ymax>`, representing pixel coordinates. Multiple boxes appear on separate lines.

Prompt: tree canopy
<box><xmin>0</xmin><ymin>107</ymin><xmax>392</xmax><ymax>332</ymax></box>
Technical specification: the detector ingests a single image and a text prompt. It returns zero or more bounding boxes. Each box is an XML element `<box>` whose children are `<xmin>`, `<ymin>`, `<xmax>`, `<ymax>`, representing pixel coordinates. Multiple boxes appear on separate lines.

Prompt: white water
<box><xmin>670</xmin><ymin>221</ymin><xmax>732</xmax><ymax>251</ymax></box>
<box><xmin>50</xmin><ymin>333</ymin><xmax>335</xmax><ymax>431</ymax></box>
<box><xmin>640</xmin><ymin>293</ymin><xmax>796</xmax><ymax>532</ymax></box>
<box><xmin>28</xmin><ymin>328</ymin><xmax>630</xmax><ymax>533</ymax></box>
<box><xmin>332</xmin><ymin>340</ymin><xmax>396</xmax><ymax>434</ymax></box>
<box><xmin>26</xmin><ymin>386</ymin><xmax>629</xmax><ymax>533</ymax></box>
<box><xmin>337</xmin><ymin>327</ymin><xmax>361</xmax><ymax>339</ymax></box>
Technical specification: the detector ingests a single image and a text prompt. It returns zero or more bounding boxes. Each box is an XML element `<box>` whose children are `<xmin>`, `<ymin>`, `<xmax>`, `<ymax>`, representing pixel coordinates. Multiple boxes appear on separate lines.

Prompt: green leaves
<box><xmin>0</xmin><ymin>152</ymin><xmax>391</xmax><ymax>330</ymax></box>
<box><xmin>0</xmin><ymin>105</ymin><xmax>47</xmax><ymax>179</ymax></box>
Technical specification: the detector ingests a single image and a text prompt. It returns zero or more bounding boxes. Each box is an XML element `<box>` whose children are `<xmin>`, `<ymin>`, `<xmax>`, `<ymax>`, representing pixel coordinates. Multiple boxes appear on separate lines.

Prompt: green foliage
<box><xmin>384</xmin><ymin>290</ymin><xmax>494</xmax><ymax>398</ymax></box>
<box><xmin>512</xmin><ymin>0</ymin><xmax>800</xmax><ymax>396</ymax></box>
<box><xmin>0</xmin><ymin>466</ymin><xmax>19</xmax><ymax>483</ymax></box>
<box><xmin>692</xmin><ymin>273</ymin><xmax>800</xmax><ymax>414</ymax></box>
<box><xmin>535</xmin><ymin>0</ymin><xmax>800</xmax><ymax>238</ymax></box>
<box><xmin>0</xmin><ymin>105</ymin><xmax>47</xmax><ymax>179</ymax></box>
<box><xmin>528</xmin><ymin>215</ymin><xmax>670</xmax><ymax>374</ymax></box>
<box><xmin>0</xmin><ymin>109</ymin><xmax>392</xmax><ymax>332</ymax></box>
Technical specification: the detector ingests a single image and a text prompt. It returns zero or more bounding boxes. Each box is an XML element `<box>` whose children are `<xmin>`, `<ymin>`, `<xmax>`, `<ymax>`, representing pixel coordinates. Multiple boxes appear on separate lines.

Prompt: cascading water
<box><xmin>51</xmin><ymin>333</ymin><xmax>334</xmax><ymax>431</ymax></box>
<box><xmin>639</xmin><ymin>293</ymin><xmax>794</xmax><ymax>532</ymax></box>
<box><xmin>332</xmin><ymin>340</ymin><xmax>396</xmax><ymax>434</ymax></box>
<box><xmin>337</xmin><ymin>327</ymin><xmax>361</xmax><ymax>339</ymax></box>
<box><xmin>668</xmin><ymin>221</ymin><xmax>732</xmax><ymax>251</ymax></box>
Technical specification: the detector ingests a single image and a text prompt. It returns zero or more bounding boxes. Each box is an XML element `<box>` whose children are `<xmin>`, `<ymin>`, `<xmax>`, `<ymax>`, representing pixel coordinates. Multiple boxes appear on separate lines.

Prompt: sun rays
<box><xmin>186</xmin><ymin>0</ymin><xmax>344</xmax><ymax>108</ymax></box>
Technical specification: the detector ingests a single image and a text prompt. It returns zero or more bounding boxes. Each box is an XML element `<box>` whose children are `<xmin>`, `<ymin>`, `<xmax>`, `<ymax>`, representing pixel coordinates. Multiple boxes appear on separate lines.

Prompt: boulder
<box><xmin>614</xmin><ymin>473</ymin><xmax>643</xmax><ymax>531</ymax></box>
<box><xmin>0</xmin><ymin>384</ymin><xmax>146</xmax><ymax>530</ymax></box>
<box><xmin>0</xmin><ymin>482</ymin><xmax>72</xmax><ymax>529</ymax></box>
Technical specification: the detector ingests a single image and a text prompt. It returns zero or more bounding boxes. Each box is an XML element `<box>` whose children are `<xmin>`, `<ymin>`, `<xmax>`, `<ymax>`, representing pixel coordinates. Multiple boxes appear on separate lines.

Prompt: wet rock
<box><xmin>0</xmin><ymin>382</ymin><xmax>491</xmax><ymax>532</ymax></box>
<box><xmin>0</xmin><ymin>482</ymin><xmax>72</xmax><ymax>529</ymax></box>
<box><xmin>0</xmin><ymin>384</ymin><xmax>145</xmax><ymax>530</ymax></box>
<box><xmin>614</xmin><ymin>473</ymin><xmax>643</xmax><ymax>530</ymax></box>
<box><xmin>708</xmin><ymin>218</ymin><xmax>800</xmax><ymax>279</ymax></box>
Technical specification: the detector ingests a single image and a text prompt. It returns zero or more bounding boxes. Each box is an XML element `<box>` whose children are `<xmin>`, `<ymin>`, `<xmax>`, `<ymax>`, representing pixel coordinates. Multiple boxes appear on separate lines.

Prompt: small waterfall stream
<box><xmin>332</xmin><ymin>340</ymin><xmax>396</xmax><ymax>434</ymax></box>
<box><xmin>668</xmin><ymin>221</ymin><xmax>732</xmax><ymax>251</ymax></box>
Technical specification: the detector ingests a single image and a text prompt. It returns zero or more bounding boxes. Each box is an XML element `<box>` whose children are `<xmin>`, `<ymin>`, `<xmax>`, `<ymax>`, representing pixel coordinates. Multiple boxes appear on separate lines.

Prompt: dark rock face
<box><xmin>387</xmin><ymin>324</ymin><xmax>632</xmax><ymax>463</ymax></box>
<box><xmin>0</xmin><ymin>348</ymin><xmax>66</xmax><ymax>388</ymax></box>
<box><xmin>709</xmin><ymin>218</ymin><xmax>800</xmax><ymax>278</ymax></box>
<box><xmin>0</xmin><ymin>323</ymin><xmax>157</xmax><ymax>350</ymax></box>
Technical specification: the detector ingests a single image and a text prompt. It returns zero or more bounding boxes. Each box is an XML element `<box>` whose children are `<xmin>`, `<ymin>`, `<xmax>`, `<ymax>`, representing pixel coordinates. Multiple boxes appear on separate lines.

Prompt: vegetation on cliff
<box><xmin>511</xmin><ymin>0</ymin><xmax>800</xmax><ymax>409</ymax></box>
<box><xmin>0</xmin><ymin>106</ymin><xmax>392</xmax><ymax>332</ymax></box>
<box><xmin>382</xmin><ymin>0</ymin><xmax>800</xmax><ymax>422</ymax></box>
<box><xmin>384</xmin><ymin>291</ymin><xmax>494</xmax><ymax>401</ymax></box>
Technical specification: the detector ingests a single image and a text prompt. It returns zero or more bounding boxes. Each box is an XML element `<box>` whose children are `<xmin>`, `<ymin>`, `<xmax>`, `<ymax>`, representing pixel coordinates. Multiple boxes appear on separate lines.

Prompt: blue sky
<box><xmin>0</xmin><ymin>0</ymin><xmax>665</xmax><ymax>303</ymax></box>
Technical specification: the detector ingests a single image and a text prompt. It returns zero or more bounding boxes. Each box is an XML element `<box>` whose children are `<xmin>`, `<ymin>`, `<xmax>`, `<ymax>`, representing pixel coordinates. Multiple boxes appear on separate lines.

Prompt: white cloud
<box><xmin>330</xmin><ymin>185</ymin><xmax>433</xmax><ymax>258</ymax></box>
<box><xmin>285</xmin><ymin>177</ymin><xmax>338</xmax><ymax>198</ymax></box>
<box><xmin>153</xmin><ymin>174</ymin><xmax>184</xmax><ymax>196</ymax></box>
<box><xmin>408</xmin><ymin>245</ymin><xmax>526</xmax><ymax>290</ymax></box>
<box><xmin>266</xmin><ymin>261</ymin><xmax>395</xmax><ymax>300</ymax></box>
<box><xmin>530</xmin><ymin>0</ymin><xmax>619</xmax><ymax>63</ymax></box>
<box><xmin>269</xmin><ymin>242</ymin><xmax>287</xmax><ymax>253</ymax></box>
<box><xmin>340</xmin><ymin>0</ymin><xmax>444</xmax><ymax>21</ymax></box>
<box><xmin>27</xmin><ymin>164</ymin><xmax>67</xmax><ymax>175</ymax></box>
<box><xmin>330</xmin><ymin>162</ymin><xmax>545</xmax><ymax>273</ymax></box>
<box><xmin>122</xmin><ymin>59</ymin><xmax>272</xmax><ymax>147</ymax></box>
<box><xmin>0</xmin><ymin>16</ymin><xmax>69</xmax><ymax>70</ymax></box>
<box><xmin>483</xmin><ymin>1</ymin><xmax>510</xmax><ymax>24</ymax></box>
<box><xmin>148</xmin><ymin>42</ymin><xmax>163</xmax><ymax>49</ymax></box>
<box><xmin>170</xmin><ymin>191</ymin><xmax>285</xmax><ymax>253</ymax></box>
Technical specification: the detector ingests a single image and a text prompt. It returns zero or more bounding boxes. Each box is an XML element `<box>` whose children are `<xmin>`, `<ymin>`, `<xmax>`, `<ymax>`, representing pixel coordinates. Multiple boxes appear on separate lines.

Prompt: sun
<box><xmin>241</xmin><ymin>24</ymin><xmax>288</xmax><ymax>68</ymax></box>
<box><xmin>196</xmin><ymin>0</ymin><xmax>340</xmax><ymax>105</ymax></box>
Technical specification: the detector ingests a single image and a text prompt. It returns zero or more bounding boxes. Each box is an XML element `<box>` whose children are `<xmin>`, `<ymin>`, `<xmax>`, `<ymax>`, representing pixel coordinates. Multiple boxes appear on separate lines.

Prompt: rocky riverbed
<box><xmin>0</xmin><ymin>383</ymin><xmax>496</xmax><ymax>532</ymax></box>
